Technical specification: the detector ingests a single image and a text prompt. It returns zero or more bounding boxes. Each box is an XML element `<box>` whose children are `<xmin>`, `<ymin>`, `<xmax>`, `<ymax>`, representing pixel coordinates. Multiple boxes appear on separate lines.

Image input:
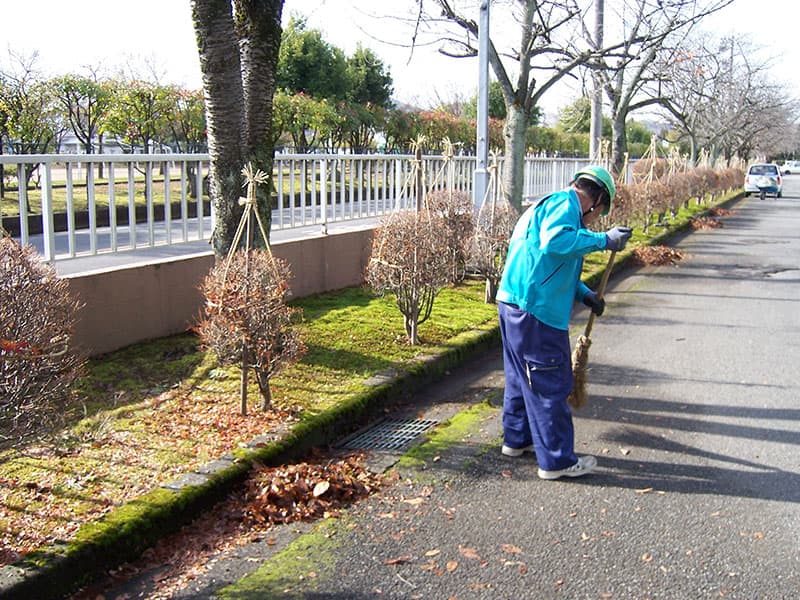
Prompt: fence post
<box><xmin>320</xmin><ymin>158</ymin><xmax>328</xmax><ymax>234</ymax></box>
<box><xmin>109</xmin><ymin>162</ymin><xmax>117</xmax><ymax>251</ymax></box>
<box><xmin>415</xmin><ymin>146</ymin><xmax>423</xmax><ymax>211</ymax></box>
<box><xmin>40</xmin><ymin>163</ymin><xmax>56</xmax><ymax>262</ymax></box>
<box><xmin>87</xmin><ymin>161</ymin><xmax>97</xmax><ymax>254</ymax></box>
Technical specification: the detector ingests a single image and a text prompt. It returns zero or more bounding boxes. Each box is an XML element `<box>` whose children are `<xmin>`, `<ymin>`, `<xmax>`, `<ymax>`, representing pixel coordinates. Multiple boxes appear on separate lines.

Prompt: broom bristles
<box><xmin>567</xmin><ymin>334</ymin><xmax>592</xmax><ymax>409</ymax></box>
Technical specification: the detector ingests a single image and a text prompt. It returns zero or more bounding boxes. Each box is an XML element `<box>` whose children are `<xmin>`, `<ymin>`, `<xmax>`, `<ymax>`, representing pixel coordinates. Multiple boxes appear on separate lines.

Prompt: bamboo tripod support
<box><xmin>222</xmin><ymin>164</ymin><xmax>271</xmax><ymax>415</ymax></box>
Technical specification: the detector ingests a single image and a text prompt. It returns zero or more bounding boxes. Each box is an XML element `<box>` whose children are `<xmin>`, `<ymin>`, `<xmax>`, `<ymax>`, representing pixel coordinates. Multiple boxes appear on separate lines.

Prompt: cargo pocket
<box><xmin>523</xmin><ymin>353</ymin><xmax>570</xmax><ymax>397</ymax></box>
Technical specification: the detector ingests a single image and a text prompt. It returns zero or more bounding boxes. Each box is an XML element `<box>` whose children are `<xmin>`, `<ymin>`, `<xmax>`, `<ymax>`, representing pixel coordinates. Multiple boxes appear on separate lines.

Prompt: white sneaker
<box><xmin>501</xmin><ymin>444</ymin><xmax>535</xmax><ymax>457</ymax></box>
<box><xmin>537</xmin><ymin>455</ymin><xmax>597</xmax><ymax>480</ymax></box>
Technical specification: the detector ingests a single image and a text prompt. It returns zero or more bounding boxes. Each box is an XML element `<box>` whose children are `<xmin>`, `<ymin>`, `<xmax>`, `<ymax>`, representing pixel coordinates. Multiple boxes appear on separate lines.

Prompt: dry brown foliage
<box><xmin>243</xmin><ymin>453</ymin><xmax>382</xmax><ymax>525</ymax></box>
<box><xmin>631</xmin><ymin>158</ymin><xmax>669</xmax><ymax>183</ymax></box>
<box><xmin>623</xmin><ymin>162</ymin><xmax>744</xmax><ymax>231</ymax></box>
<box><xmin>0</xmin><ymin>237</ymin><xmax>84</xmax><ymax>450</ymax></box>
<box><xmin>366</xmin><ymin>209</ymin><xmax>451</xmax><ymax>345</ymax></box>
<box><xmin>708</xmin><ymin>207</ymin><xmax>737</xmax><ymax>217</ymax></box>
<box><xmin>631</xmin><ymin>246</ymin><xmax>686</xmax><ymax>266</ymax></box>
<box><xmin>197</xmin><ymin>249</ymin><xmax>306</xmax><ymax>409</ymax></box>
<box><xmin>469</xmin><ymin>198</ymin><xmax>518</xmax><ymax>302</ymax></box>
<box><xmin>689</xmin><ymin>216</ymin><xmax>723</xmax><ymax>230</ymax></box>
<box><xmin>425</xmin><ymin>189</ymin><xmax>475</xmax><ymax>284</ymax></box>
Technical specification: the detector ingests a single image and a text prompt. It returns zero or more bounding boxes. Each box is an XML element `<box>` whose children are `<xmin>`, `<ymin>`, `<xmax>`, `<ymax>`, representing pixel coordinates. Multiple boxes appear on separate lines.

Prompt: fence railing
<box><xmin>0</xmin><ymin>152</ymin><xmax>591</xmax><ymax>263</ymax></box>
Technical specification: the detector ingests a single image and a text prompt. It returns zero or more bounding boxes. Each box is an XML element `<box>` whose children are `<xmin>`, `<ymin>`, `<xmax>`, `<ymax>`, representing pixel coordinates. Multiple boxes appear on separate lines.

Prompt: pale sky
<box><xmin>2</xmin><ymin>0</ymin><xmax>799</xmax><ymax>124</ymax></box>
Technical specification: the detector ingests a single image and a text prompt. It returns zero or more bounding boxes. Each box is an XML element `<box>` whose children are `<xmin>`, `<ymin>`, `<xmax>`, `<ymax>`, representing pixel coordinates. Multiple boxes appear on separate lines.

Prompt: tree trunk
<box><xmin>258</xmin><ymin>372</ymin><xmax>273</xmax><ymax>411</ymax></box>
<box><xmin>502</xmin><ymin>104</ymin><xmax>528</xmax><ymax>211</ymax></box>
<box><xmin>485</xmin><ymin>278</ymin><xmax>498</xmax><ymax>304</ymax></box>
<box><xmin>192</xmin><ymin>0</ymin><xmax>247</xmax><ymax>257</ymax></box>
<box><xmin>611</xmin><ymin>113</ymin><xmax>627</xmax><ymax>176</ymax></box>
<box><xmin>238</xmin><ymin>0</ymin><xmax>284</xmax><ymax>243</ymax></box>
<box><xmin>404</xmin><ymin>313</ymin><xmax>419</xmax><ymax>346</ymax></box>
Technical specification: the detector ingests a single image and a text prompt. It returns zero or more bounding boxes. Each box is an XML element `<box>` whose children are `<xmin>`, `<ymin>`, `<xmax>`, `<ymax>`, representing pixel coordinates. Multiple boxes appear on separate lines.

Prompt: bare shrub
<box><xmin>631</xmin><ymin>158</ymin><xmax>669</xmax><ymax>184</ymax></box>
<box><xmin>0</xmin><ymin>237</ymin><xmax>84</xmax><ymax>450</ymax></box>
<box><xmin>425</xmin><ymin>189</ymin><xmax>475</xmax><ymax>285</ymax></box>
<box><xmin>197</xmin><ymin>250</ymin><xmax>305</xmax><ymax>411</ymax></box>
<box><xmin>469</xmin><ymin>199</ymin><xmax>518</xmax><ymax>303</ymax></box>
<box><xmin>366</xmin><ymin>209</ymin><xmax>451</xmax><ymax>345</ymax></box>
<box><xmin>603</xmin><ymin>182</ymin><xmax>634</xmax><ymax>227</ymax></box>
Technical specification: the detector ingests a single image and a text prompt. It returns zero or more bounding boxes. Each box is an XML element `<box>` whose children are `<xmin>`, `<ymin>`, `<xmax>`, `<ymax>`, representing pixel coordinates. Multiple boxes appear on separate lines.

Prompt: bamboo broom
<box><xmin>567</xmin><ymin>250</ymin><xmax>617</xmax><ymax>409</ymax></box>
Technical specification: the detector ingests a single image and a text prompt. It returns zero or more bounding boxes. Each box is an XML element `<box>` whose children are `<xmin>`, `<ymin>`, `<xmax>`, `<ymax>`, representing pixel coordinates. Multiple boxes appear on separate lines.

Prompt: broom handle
<box><xmin>582</xmin><ymin>250</ymin><xmax>617</xmax><ymax>339</ymax></box>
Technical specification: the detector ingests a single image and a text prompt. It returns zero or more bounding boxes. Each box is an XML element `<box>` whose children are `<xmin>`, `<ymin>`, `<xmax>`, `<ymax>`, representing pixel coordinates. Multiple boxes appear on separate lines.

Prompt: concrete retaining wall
<box><xmin>65</xmin><ymin>227</ymin><xmax>375</xmax><ymax>357</ymax></box>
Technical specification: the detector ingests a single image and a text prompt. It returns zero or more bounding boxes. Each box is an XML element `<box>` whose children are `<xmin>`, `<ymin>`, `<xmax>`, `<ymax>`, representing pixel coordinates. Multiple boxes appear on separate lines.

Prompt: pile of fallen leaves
<box><xmin>243</xmin><ymin>453</ymin><xmax>383</xmax><ymax>525</ymax></box>
<box><xmin>689</xmin><ymin>216</ymin><xmax>723</xmax><ymax>230</ymax></box>
<box><xmin>707</xmin><ymin>207</ymin><xmax>736</xmax><ymax>217</ymax></box>
<box><xmin>631</xmin><ymin>246</ymin><xmax>686</xmax><ymax>266</ymax></box>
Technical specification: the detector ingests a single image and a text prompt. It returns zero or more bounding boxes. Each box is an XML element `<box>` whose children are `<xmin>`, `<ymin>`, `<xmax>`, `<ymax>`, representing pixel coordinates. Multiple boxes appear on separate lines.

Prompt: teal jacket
<box><xmin>496</xmin><ymin>188</ymin><xmax>608</xmax><ymax>330</ymax></box>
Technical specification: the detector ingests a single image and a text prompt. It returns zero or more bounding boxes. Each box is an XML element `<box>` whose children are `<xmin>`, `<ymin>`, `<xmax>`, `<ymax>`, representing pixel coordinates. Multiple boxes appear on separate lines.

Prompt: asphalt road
<box><xmin>73</xmin><ymin>180</ymin><xmax>800</xmax><ymax>599</ymax></box>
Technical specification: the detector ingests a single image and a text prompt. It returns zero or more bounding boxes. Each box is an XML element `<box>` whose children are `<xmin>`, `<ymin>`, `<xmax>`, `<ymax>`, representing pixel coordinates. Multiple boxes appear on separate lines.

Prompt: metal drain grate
<box><xmin>340</xmin><ymin>418</ymin><xmax>439</xmax><ymax>451</ymax></box>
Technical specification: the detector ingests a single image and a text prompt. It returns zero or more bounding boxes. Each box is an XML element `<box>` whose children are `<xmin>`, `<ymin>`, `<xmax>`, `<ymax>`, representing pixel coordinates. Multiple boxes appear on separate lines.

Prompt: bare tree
<box><xmin>191</xmin><ymin>0</ymin><xmax>283</xmax><ymax>256</ymax></box>
<box><xmin>366</xmin><ymin>209</ymin><xmax>452</xmax><ymax>345</ymax></box>
<box><xmin>584</xmin><ymin>0</ymin><xmax>733</xmax><ymax>174</ymax></box>
<box><xmin>197</xmin><ymin>248</ymin><xmax>305</xmax><ymax>412</ymax></box>
<box><xmin>413</xmin><ymin>0</ymin><xmax>594</xmax><ymax>210</ymax></box>
<box><xmin>656</xmin><ymin>34</ymin><xmax>798</xmax><ymax>161</ymax></box>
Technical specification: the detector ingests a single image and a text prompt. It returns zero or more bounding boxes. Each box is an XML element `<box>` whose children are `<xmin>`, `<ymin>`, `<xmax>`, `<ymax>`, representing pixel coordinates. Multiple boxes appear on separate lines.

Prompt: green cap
<box><xmin>573</xmin><ymin>165</ymin><xmax>616</xmax><ymax>215</ymax></box>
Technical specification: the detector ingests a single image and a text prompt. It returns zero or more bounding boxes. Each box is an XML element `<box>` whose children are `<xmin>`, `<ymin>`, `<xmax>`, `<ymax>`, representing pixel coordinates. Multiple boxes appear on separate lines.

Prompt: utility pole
<box><xmin>473</xmin><ymin>0</ymin><xmax>490</xmax><ymax>211</ymax></box>
<box><xmin>589</xmin><ymin>0</ymin><xmax>604</xmax><ymax>162</ymax></box>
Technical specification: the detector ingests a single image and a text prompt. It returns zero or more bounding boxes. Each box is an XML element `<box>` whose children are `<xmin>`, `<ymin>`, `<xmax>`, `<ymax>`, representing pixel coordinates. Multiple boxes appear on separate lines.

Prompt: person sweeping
<box><xmin>495</xmin><ymin>166</ymin><xmax>631</xmax><ymax>480</ymax></box>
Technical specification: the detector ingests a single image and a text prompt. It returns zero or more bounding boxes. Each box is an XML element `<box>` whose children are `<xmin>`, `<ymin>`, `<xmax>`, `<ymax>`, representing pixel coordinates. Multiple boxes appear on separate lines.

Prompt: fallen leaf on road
<box><xmin>313</xmin><ymin>481</ymin><xmax>330</xmax><ymax>497</ymax></box>
<box><xmin>635</xmin><ymin>487</ymin><xmax>653</xmax><ymax>494</ymax></box>
<box><xmin>501</xmin><ymin>544</ymin><xmax>522</xmax><ymax>554</ymax></box>
<box><xmin>446</xmin><ymin>560</ymin><xmax>458</xmax><ymax>572</ymax></box>
<box><xmin>504</xmin><ymin>560</ymin><xmax>524</xmax><ymax>567</ymax></box>
<box><xmin>425</xmin><ymin>549</ymin><xmax>441</xmax><ymax>557</ymax></box>
<box><xmin>404</xmin><ymin>497</ymin><xmax>425</xmax><ymax>507</ymax></box>
<box><xmin>383</xmin><ymin>555</ymin><xmax>413</xmax><ymax>565</ymax></box>
<box><xmin>501</xmin><ymin>470</ymin><xmax>513</xmax><ymax>478</ymax></box>
<box><xmin>459</xmin><ymin>546</ymin><xmax>481</xmax><ymax>560</ymax></box>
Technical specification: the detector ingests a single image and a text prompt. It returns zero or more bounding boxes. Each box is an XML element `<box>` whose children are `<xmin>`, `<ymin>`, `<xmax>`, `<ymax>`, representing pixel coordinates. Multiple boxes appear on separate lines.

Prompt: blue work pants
<box><xmin>498</xmin><ymin>302</ymin><xmax>578</xmax><ymax>471</ymax></box>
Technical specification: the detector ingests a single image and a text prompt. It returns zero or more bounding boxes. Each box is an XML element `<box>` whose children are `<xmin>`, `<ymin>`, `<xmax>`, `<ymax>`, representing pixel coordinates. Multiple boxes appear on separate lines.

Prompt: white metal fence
<box><xmin>0</xmin><ymin>153</ymin><xmax>590</xmax><ymax>263</ymax></box>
